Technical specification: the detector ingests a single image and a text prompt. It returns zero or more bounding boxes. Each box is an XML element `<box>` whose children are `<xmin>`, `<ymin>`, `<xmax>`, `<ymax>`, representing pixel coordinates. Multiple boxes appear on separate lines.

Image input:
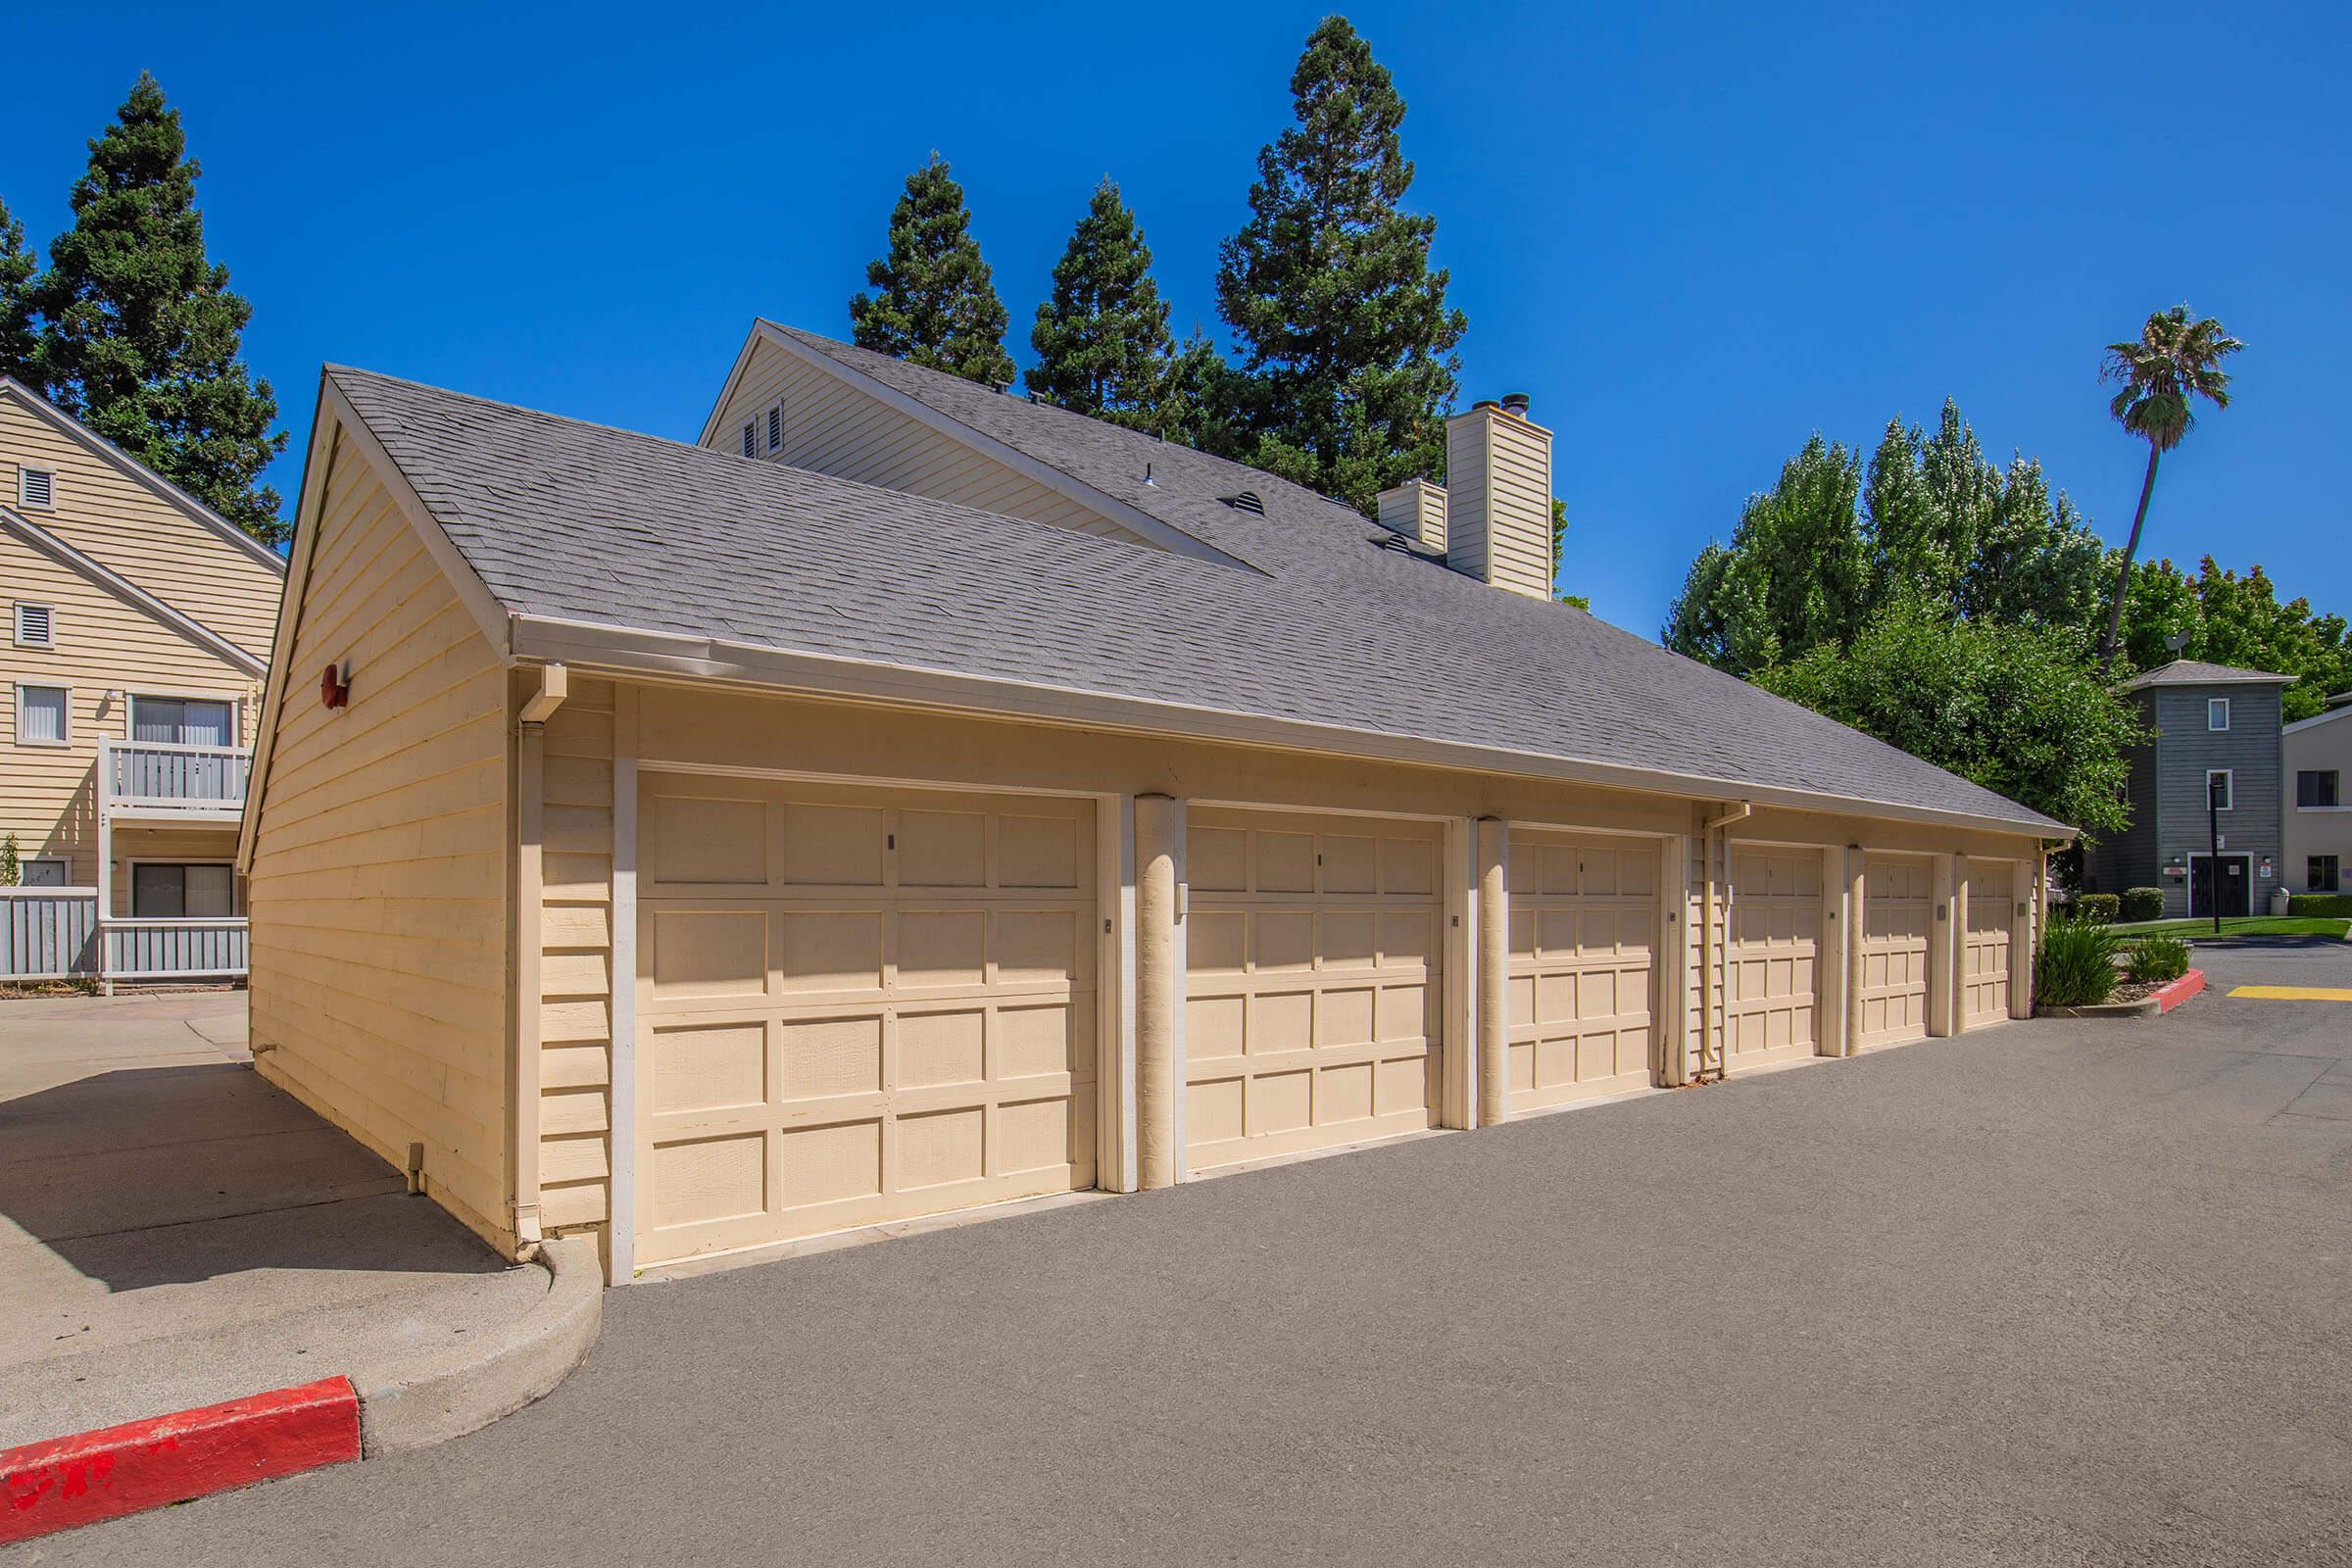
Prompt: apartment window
<box><xmin>130</xmin><ymin>694</ymin><xmax>236</xmax><ymax>748</ymax></box>
<box><xmin>2298</xmin><ymin>769</ymin><xmax>2341</xmax><ymax>808</ymax></box>
<box><xmin>766</xmin><ymin>401</ymin><xmax>783</xmax><ymax>455</ymax></box>
<box><xmin>17</xmin><ymin>858</ymin><xmax>69</xmax><ymax>888</ymax></box>
<box><xmin>2207</xmin><ymin>697</ymin><xmax>2230</xmax><ymax>730</ymax></box>
<box><xmin>2313</xmin><ymin>856</ymin><xmax>2342</xmax><ymax>892</ymax></box>
<box><xmin>13</xmin><ymin>603</ymin><xmax>53</xmax><ymax>648</ymax></box>
<box><xmin>17</xmin><ymin>466</ymin><xmax>55</xmax><ymax>510</ymax></box>
<box><xmin>130</xmin><ymin>862</ymin><xmax>236</xmax><ymax>918</ymax></box>
<box><xmin>15</xmin><ymin>684</ymin><xmax>68</xmax><ymax>745</ymax></box>
<box><xmin>740</xmin><ymin>421</ymin><xmax>756</xmax><ymax>458</ymax></box>
<box><xmin>2206</xmin><ymin>769</ymin><xmax>2233</xmax><ymax>811</ymax></box>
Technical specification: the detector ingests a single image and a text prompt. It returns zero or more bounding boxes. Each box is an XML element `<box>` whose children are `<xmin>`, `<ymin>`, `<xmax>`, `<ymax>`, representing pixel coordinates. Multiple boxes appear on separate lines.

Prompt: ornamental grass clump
<box><xmin>2037</xmin><ymin>916</ymin><xmax>2120</xmax><ymax>1007</ymax></box>
<box><xmin>2125</xmin><ymin>932</ymin><xmax>2192</xmax><ymax>985</ymax></box>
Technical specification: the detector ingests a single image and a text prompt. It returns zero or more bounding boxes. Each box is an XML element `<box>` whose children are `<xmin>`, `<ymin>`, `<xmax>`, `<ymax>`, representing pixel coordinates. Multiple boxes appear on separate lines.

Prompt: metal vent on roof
<box><xmin>1221</xmin><ymin>489</ymin><xmax>1265</xmax><ymax>515</ymax></box>
<box><xmin>740</xmin><ymin>422</ymin><xmax>757</xmax><ymax>458</ymax></box>
<box><xmin>766</xmin><ymin>403</ymin><xmax>783</xmax><ymax>454</ymax></box>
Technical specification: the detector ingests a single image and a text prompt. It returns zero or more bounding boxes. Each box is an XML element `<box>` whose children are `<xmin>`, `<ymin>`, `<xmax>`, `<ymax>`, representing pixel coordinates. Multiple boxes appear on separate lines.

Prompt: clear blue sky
<box><xmin>4</xmin><ymin>2</ymin><xmax>2341</xmax><ymax>636</ymax></box>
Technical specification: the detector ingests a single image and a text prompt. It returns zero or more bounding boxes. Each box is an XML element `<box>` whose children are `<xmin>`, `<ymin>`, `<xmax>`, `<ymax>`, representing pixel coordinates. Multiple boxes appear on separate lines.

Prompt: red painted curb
<box><xmin>2152</xmin><ymin>969</ymin><xmax>2206</xmax><ymax>1013</ymax></box>
<box><xmin>1</xmin><ymin>1376</ymin><xmax>359</xmax><ymax>1544</ymax></box>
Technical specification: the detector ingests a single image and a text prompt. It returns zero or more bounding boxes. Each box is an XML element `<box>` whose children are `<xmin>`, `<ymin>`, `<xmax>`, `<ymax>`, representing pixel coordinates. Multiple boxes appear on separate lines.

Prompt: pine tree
<box><xmin>850</xmin><ymin>154</ymin><xmax>1016</xmax><ymax>387</ymax></box>
<box><xmin>0</xmin><ymin>199</ymin><xmax>37</xmax><ymax>386</ymax></box>
<box><xmin>1026</xmin><ymin>178</ymin><xmax>1177</xmax><ymax>428</ymax></box>
<box><xmin>33</xmin><ymin>74</ymin><xmax>287</xmax><ymax>544</ymax></box>
<box><xmin>1213</xmin><ymin>17</ymin><xmax>1466</xmax><ymax>515</ymax></box>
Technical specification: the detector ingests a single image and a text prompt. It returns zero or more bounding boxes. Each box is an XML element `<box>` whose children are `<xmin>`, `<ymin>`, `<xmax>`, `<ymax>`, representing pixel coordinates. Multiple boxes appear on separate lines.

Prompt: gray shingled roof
<box><xmin>2122</xmin><ymin>658</ymin><xmax>2296</xmax><ymax>690</ymax></box>
<box><xmin>326</xmin><ymin>355</ymin><xmax>2065</xmax><ymax>835</ymax></box>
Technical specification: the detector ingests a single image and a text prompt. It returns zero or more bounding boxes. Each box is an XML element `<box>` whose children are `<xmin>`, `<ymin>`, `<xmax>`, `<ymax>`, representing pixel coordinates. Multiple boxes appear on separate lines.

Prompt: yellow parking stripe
<box><xmin>2227</xmin><ymin>985</ymin><xmax>2352</xmax><ymax>1002</ymax></box>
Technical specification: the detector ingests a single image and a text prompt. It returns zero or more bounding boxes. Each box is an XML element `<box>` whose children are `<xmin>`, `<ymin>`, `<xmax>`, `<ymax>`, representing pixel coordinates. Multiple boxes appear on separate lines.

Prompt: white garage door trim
<box><xmin>1721</xmin><ymin>842</ymin><xmax>1827</xmax><ymax>1073</ymax></box>
<box><xmin>628</xmin><ymin>767</ymin><xmax>1110</xmax><ymax>1270</ymax></box>
<box><xmin>1858</xmin><ymin>852</ymin><xmax>1935</xmax><ymax>1049</ymax></box>
<box><xmin>1185</xmin><ymin>806</ymin><xmax>1446</xmax><ymax>1171</ymax></box>
<box><xmin>1505</xmin><ymin>827</ymin><xmax>1662</xmax><ymax>1111</ymax></box>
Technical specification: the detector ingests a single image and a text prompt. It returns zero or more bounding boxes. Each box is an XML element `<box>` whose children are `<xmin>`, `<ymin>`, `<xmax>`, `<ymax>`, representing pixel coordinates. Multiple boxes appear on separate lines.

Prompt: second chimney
<box><xmin>1377</xmin><ymin>476</ymin><xmax>1447</xmax><ymax>552</ymax></box>
<box><xmin>1445</xmin><ymin>395</ymin><xmax>1552</xmax><ymax>599</ymax></box>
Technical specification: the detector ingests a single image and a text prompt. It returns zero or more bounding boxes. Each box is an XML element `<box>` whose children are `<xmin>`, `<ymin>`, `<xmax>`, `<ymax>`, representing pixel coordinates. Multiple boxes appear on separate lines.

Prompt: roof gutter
<box><xmin>506</xmin><ymin>611</ymin><xmax>2073</xmax><ymax>842</ymax></box>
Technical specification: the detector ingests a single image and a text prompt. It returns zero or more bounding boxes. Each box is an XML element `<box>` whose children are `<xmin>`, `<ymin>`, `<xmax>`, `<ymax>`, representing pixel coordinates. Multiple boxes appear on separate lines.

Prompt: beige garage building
<box><xmin>237</xmin><ymin>325</ymin><xmax>2065</xmax><ymax>1283</ymax></box>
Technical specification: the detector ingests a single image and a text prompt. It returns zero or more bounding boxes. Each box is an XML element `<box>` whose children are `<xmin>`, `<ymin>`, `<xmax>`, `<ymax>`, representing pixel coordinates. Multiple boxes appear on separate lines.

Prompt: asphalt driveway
<box><xmin>27</xmin><ymin>946</ymin><xmax>2352</xmax><ymax>1566</ymax></box>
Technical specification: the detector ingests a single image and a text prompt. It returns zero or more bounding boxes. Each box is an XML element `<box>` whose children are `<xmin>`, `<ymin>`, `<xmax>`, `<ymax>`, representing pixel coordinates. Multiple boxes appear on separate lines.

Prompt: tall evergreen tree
<box><xmin>1213</xmin><ymin>17</ymin><xmax>1465</xmax><ymax>515</ymax></box>
<box><xmin>0</xmin><ymin>198</ymin><xmax>37</xmax><ymax>387</ymax></box>
<box><xmin>1026</xmin><ymin>178</ymin><xmax>1177</xmax><ymax>428</ymax></box>
<box><xmin>850</xmin><ymin>154</ymin><xmax>1016</xmax><ymax>387</ymax></box>
<box><xmin>33</xmin><ymin>74</ymin><xmax>286</xmax><ymax>543</ymax></box>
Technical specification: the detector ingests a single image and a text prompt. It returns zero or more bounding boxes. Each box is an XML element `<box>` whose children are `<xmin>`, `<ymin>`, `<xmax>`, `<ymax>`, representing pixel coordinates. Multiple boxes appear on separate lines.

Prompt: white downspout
<box><xmin>1697</xmin><ymin>801</ymin><xmax>1752</xmax><ymax>1084</ymax></box>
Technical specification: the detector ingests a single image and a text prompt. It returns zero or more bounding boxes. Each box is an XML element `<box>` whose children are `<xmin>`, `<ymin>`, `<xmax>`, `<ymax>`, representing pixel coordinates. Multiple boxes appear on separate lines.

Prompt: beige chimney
<box><xmin>1376</xmin><ymin>476</ymin><xmax>1447</xmax><ymax>551</ymax></box>
<box><xmin>1444</xmin><ymin>394</ymin><xmax>1552</xmax><ymax>599</ymax></box>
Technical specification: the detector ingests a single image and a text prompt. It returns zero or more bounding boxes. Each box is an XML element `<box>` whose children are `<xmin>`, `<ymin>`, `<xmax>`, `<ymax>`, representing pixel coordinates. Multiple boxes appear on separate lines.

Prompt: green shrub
<box><xmin>2125</xmin><ymin>933</ymin><xmax>2191</xmax><ymax>985</ymax></box>
<box><xmin>2119</xmin><ymin>887</ymin><xmax>2165</xmax><ymax>923</ymax></box>
<box><xmin>2075</xmin><ymin>893</ymin><xmax>2120</xmax><ymax>925</ymax></box>
<box><xmin>2287</xmin><ymin>894</ymin><xmax>2352</xmax><ymax>917</ymax></box>
<box><xmin>2037</xmin><ymin>916</ymin><xmax>2120</xmax><ymax>1006</ymax></box>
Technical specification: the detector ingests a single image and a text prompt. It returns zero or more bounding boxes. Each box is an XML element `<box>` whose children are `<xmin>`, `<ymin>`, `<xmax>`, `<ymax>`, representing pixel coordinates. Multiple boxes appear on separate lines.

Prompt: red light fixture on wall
<box><xmin>319</xmin><ymin>661</ymin><xmax>351</xmax><ymax>710</ymax></box>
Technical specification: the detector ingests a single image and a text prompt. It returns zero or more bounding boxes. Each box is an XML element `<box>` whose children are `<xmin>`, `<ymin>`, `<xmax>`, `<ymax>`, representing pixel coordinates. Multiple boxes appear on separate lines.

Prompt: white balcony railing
<box><xmin>103</xmin><ymin>917</ymin><xmax>250</xmax><ymax>980</ymax></box>
<box><xmin>0</xmin><ymin>891</ymin><xmax>248</xmax><ymax>984</ymax></box>
<box><xmin>100</xmin><ymin>739</ymin><xmax>252</xmax><ymax>814</ymax></box>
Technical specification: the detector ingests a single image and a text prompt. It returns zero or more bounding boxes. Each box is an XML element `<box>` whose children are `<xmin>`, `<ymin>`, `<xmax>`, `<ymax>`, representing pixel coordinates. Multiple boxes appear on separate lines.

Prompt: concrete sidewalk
<box><xmin>0</xmin><ymin>993</ymin><xmax>588</xmax><ymax>1458</ymax></box>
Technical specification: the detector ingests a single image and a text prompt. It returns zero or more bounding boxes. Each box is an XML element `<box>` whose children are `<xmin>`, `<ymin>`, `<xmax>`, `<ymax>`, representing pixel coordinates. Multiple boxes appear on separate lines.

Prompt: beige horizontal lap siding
<box><xmin>1487</xmin><ymin>418</ymin><xmax>1552</xmax><ymax>601</ymax></box>
<box><xmin>535</xmin><ymin>676</ymin><xmax>615</xmax><ymax>1233</ymax></box>
<box><xmin>0</xmin><ymin>529</ymin><xmax>260</xmax><ymax>881</ymax></box>
<box><xmin>245</xmin><ymin>429</ymin><xmax>512</xmax><ymax>1250</ymax></box>
<box><xmin>0</xmin><ymin>397</ymin><xmax>280</xmax><ymax>659</ymax></box>
<box><xmin>708</xmin><ymin>339</ymin><xmax>1151</xmax><ymax>545</ymax></box>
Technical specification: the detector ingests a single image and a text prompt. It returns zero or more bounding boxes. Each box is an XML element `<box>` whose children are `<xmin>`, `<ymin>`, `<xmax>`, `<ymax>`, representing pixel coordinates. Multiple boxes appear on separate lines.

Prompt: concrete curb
<box><xmin>2037</xmin><ymin>968</ymin><xmax>2205</xmax><ymax>1020</ymax></box>
<box><xmin>1</xmin><ymin>1377</ymin><xmax>360</xmax><ymax>1544</ymax></box>
<box><xmin>354</xmin><ymin>1235</ymin><xmax>603</xmax><ymax>1456</ymax></box>
<box><xmin>0</xmin><ymin>1238</ymin><xmax>601</xmax><ymax>1541</ymax></box>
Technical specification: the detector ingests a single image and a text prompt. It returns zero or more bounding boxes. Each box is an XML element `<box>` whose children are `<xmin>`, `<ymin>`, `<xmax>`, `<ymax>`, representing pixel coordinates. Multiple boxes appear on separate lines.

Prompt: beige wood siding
<box><xmin>633</xmin><ymin>771</ymin><xmax>1097</xmax><ymax>1265</ymax></box>
<box><xmin>0</xmin><ymin>394</ymin><xmax>280</xmax><ymax>659</ymax></box>
<box><xmin>1506</xmin><ymin>828</ymin><xmax>1657</xmax><ymax>1109</ymax></box>
<box><xmin>1</xmin><ymin>528</ymin><xmax>260</xmax><ymax>881</ymax></box>
<box><xmin>1962</xmin><ymin>859</ymin><xmax>2013</xmax><ymax>1027</ymax></box>
<box><xmin>1185</xmin><ymin>808</ymin><xmax>1443</xmax><ymax>1169</ymax></box>
<box><xmin>1721</xmin><ymin>845</ymin><xmax>1823</xmax><ymax>1071</ymax></box>
<box><xmin>706</xmin><ymin>338</ymin><xmax>1153</xmax><ymax>547</ymax></box>
<box><xmin>245</xmin><ymin>429</ymin><xmax>512</xmax><ymax>1250</ymax></box>
<box><xmin>1858</xmin><ymin>855</ymin><xmax>1934</xmax><ymax>1047</ymax></box>
<box><xmin>1485</xmin><ymin>413</ymin><xmax>1553</xmax><ymax>600</ymax></box>
<box><xmin>537</xmin><ymin>677</ymin><xmax>616</xmax><ymax>1232</ymax></box>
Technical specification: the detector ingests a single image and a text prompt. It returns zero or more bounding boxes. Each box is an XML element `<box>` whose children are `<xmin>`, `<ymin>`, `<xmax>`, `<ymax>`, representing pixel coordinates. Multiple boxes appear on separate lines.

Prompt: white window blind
<box><xmin>17</xmin><ymin>685</ymin><xmax>67</xmax><ymax>744</ymax></box>
<box><xmin>131</xmin><ymin>695</ymin><xmax>236</xmax><ymax>747</ymax></box>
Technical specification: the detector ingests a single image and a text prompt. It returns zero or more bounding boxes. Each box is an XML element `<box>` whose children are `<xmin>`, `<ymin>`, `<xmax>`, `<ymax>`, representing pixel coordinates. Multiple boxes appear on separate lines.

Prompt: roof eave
<box><xmin>508</xmin><ymin>611</ymin><xmax>2071</xmax><ymax>842</ymax></box>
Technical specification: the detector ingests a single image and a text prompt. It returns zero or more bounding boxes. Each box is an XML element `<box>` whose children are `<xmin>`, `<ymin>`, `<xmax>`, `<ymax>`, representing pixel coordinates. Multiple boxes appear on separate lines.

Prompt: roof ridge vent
<box><xmin>1221</xmin><ymin>489</ymin><xmax>1265</xmax><ymax>515</ymax></box>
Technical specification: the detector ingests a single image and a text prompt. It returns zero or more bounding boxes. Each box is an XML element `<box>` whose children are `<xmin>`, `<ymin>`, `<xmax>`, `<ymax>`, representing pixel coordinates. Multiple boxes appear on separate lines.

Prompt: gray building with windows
<box><xmin>2084</xmin><ymin>660</ymin><xmax>2294</xmax><ymax>918</ymax></box>
<box><xmin>2284</xmin><ymin>694</ymin><xmax>2351</xmax><ymax>898</ymax></box>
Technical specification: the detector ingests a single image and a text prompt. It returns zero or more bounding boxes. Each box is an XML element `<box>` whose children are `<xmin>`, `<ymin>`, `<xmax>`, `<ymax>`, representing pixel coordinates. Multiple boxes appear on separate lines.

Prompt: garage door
<box><xmin>633</xmin><ymin>773</ymin><xmax>1097</xmax><ymax>1266</ymax></box>
<box><xmin>1506</xmin><ymin>829</ymin><xmax>1656</xmax><ymax>1110</ymax></box>
<box><xmin>1185</xmin><ymin>808</ymin><xmax>1442</xmax><ymax>1170</ymax></box>
<box><xmin>1722</xmin><ymin>846</ymin><xmax>1822</xmax><ymax>1072</ymax></box>
<box><xmin>1858</xmin><ymin>855</ymin><xmax>1933</xmax><ymax>1048</ymax></box>
<box><xmin>1963</xmin><ymin>860</ymin><xmax>2014</xmax><ymax>1028</ymax></box>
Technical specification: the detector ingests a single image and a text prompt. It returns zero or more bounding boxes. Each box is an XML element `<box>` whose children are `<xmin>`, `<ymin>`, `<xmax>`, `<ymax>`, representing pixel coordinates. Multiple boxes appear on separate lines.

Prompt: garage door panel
<box><xmin>1723</xmin><ymin>847</ymin><xmax>1822</xmax><ymax>1071</ymax></box>
<box><xmin>1507</xmin><ymin>829</ymin><xmax>1659</xmax><ymax>1111</ymax></box>
<box><xmin>1860</xmin><ymin>854</ymin><xmax>1933</xmax><ymax>1047</ymax></box>
<box><xmin>636</xmin><ymin>773</ymin><xmax>1097</xmax><ymax>1266</ymax></box>
<box><xmin>1185</xmin><ymin>808</ymin><xmax>1443</xmax><ymax>1171</ymax></box>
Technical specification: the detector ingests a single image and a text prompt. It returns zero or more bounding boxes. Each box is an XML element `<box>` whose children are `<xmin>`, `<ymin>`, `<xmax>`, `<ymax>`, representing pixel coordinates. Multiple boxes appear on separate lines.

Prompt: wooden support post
<box><xmin>1134</xmin><ymin>794</ymin><xmax>1185</xmax><ymax>1189</ymax></box>
<box><xmin>1843</xmin><ymin>848</ymin><xmax>1868</xmax><ymax>1055</ymax></box>
<box><xmin>1475</xmin><ymin>817</ymin><xmax>1509</xmax><ymax>1126</ymax></box>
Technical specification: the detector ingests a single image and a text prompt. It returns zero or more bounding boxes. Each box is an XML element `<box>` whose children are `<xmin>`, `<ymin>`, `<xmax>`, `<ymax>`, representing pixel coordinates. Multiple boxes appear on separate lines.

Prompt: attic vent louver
<box><xmin>1222</xmin><ymin>490</ymin><xmax>1265</xmax><ymax>516</ymax></box>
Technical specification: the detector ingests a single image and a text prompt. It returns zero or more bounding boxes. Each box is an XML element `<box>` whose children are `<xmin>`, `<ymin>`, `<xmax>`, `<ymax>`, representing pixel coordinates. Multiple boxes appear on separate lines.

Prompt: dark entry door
<box><xmin>2191</xmin><ymin>855</ymin><xmax>2251</xmax><ymax>918</ymax></box>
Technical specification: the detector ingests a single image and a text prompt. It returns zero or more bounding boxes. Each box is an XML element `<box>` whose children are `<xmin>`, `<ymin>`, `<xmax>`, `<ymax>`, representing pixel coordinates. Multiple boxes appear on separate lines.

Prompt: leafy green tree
<box><xmin>0</xmin><ymin>833</ymin><xmax>20</xmax><ymax>888</ymax></box>
<box><xmin>1549</xmin><ymin>498</ymin><xmax>1592</xmax><ymax>608</ymax></box>
<box><xmin>850</xmin><ymin>154</ymin><xmax>1016</xmax><ymax>387</ymax></box>
<box><xmin>1759</xmin><ymin>603</ymin><xmax>2143</xmax><ymax>835</ymax></box>
<box><xmin>1213</xmin><ymin>16</ymin><xmax>1465</xmax><ymax>514</ymax></box>
<box><xmin>0</xmin><ymin>200</ymin><xmax>36</xmax><ymax>386</ymax></box>
<box><xmin>2122</xmin><ymin>556</ymin><xmax>2352</xmax><ymax>721</ymax></box>
<box><xmin>32</xmin><ymin>74</ymin><xmax>287</xmax><ymax>543</ymax></box>
<box><xmin>2096</xmin><ymin>306</ymin><xmax>2243</xmax><ymax>669</ymax></box>
<box><xmin>1026</xmin><ymin>178</ymin><xmax>1176</xmax><ymax>429</ymax></box>
<box><xmin>1663</xmin><ymin>434</ymin><xmax>1870</xmax><ymax>674</ymax></box>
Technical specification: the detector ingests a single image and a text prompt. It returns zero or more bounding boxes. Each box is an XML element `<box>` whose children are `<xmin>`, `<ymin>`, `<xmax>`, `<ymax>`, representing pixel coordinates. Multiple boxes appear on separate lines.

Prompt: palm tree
<box><xmin>2097</xmin><ymin>306</ymin><xmax>2243</xmax><ymax>671</ymax></box>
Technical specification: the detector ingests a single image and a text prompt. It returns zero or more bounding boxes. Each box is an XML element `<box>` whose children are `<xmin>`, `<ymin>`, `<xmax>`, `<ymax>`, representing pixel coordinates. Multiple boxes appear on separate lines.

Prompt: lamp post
<box><xmin>2207</xmin><ymin>772</ymin><xmax>2225</xmax><ymax>936</ymax></box>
